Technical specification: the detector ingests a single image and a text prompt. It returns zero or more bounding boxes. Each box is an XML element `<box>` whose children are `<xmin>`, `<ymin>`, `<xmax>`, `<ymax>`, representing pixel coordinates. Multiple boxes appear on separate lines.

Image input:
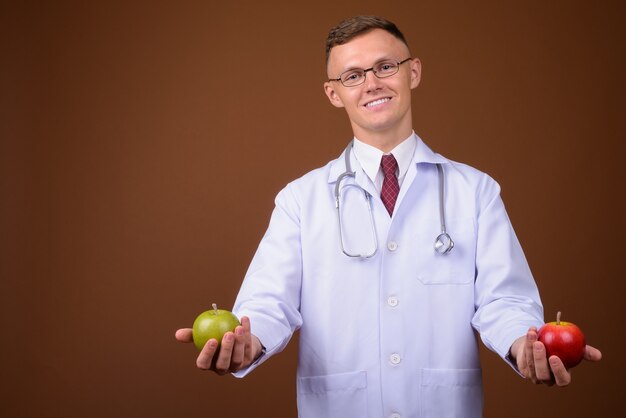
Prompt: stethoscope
<box><xmin>334</xmin><ymin>141</ymin><xmax>454</xmax><ymax>258</ymax></box>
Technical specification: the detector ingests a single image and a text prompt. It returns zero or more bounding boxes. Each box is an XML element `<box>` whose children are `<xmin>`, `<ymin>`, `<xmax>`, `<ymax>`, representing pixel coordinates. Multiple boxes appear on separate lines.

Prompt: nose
<box><xmin>363</xmin><ymin>69</ymin><xmax>383</xmax><ymax>92</ymax></box>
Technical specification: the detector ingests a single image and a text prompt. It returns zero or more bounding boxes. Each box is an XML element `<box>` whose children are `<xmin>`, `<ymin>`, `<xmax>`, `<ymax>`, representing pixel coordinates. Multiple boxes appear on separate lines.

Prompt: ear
<box><xmin>409</xmin><ymin>58</ymin><xmax>422</xmax><ymax>90</ymax></box>
<box><xmin>323</xmin><ymin>81</ymin><xmax>345</xmax><ymax>108</ymax></box>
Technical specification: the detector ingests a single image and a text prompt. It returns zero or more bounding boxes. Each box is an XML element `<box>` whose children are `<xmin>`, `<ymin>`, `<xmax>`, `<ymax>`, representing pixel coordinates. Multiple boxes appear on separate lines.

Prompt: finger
<box><xmin>549</xmin><ymin>355</ymin><xmax>571</xmax><ymax>386</ymax></box>
<box><xmin>524</xmin><ymin>328</ymin><xmax>538</xmax><ymax>382</ymax></box>
<box><xmin>584</xmin><ymin>345</ymin><xmax>602</xmax><ymax>362</ymax></box>
<box><xmin>214</xmin><ymin>332</ymin><xmax>235</xmax><ymax>375</ymax></box>
<box><xmin>241</xmin><ymin>316</ymin><xmax>253</xmax><ymax>364</ymax></box>
<box><xmin>229</xmin><ymin>326</ymin><xmax>246</xmax><ymax>371</ymax></box>
<box><xmin>196</xmin><ymin>339</ymin><xmax>218</xmax><ymax>370</ymax></box>
<box><xmin>532</xmin><ymin>341</ymin><xmax>553</xmax><ymax>384</ymax></box>
<box><xmin>175</xmin><ymin>328</ymin><xmax>193</xmax><ymax>343</ymax></box>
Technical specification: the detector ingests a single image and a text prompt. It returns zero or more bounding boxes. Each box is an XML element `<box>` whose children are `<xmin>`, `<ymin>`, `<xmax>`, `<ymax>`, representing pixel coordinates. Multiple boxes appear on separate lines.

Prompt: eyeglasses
<box><xmin>329</xmin><ymin>58</ymin><xmax>412</xmax><ymax>87</ymax></box>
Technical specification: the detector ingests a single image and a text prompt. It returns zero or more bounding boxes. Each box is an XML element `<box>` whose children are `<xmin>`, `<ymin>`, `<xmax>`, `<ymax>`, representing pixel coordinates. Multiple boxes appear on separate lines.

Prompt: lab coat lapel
<box><xmin>413</xmin><ymin>136</ymin><xmax>448</xmax><ymax>165</ymax></box>
<box><xmin>396</xmin><ymin>161</ymin><xmax>418</xmax><ymax>208</ymax></box>
<box><xmin>395</xmin><ymin>136</ymin><xmax>448</xmax><ymax>212</ymax></box>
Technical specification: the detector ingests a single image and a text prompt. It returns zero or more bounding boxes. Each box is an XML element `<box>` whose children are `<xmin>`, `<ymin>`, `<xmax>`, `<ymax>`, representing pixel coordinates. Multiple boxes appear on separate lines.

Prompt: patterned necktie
<box><xmin>381</xmin><ymin>154</ymin><xmax>399</xmax><ymax>216</ymax></box>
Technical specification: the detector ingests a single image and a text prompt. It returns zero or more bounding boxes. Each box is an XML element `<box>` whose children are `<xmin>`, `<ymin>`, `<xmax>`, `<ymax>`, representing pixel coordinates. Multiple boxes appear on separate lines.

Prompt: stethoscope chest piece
<box><xmin>434</xmin><ymin>233</ymin><xmax>454</xmax><ymax>255</ymax></box>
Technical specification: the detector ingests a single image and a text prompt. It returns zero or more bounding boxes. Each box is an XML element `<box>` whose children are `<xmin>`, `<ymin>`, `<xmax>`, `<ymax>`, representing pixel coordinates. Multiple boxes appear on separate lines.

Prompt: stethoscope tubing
<box><xmin>335</xmin><ymin>141</ymin><xmax>454</xmax><ymax>257</ymax></box>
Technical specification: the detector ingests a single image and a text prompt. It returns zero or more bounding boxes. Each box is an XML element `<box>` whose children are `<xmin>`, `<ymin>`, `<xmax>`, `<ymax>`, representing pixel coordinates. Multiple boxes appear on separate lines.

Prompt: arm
<box><xmin>230</xmin><ymin>183</ymin><xmax>304</xmax><ymax>376</ymax></box>
<box><xmin>471</xmin><ymin>174</ymin><xmax>545</xmax><ymax>360</ymax></box>
<box><xmin>176</xmin><ymin>184</ymin><xmax>304</xmax><ymax>376</ymax></box>
<box><xmin>509</xmin><ymin>327</ymin><xmax>602</xmax><ymax>386</ymax></box>
<box><xmin>470</xmin><ymin>174</ymin><xmax>603</xmax><ymax>386</ymax></box>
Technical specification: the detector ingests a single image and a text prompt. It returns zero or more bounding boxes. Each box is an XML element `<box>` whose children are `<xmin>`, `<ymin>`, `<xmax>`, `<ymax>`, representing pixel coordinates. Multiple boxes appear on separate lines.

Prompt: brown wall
<box><xmin>1</xmin><ymin>1</ymin><xmax>624</xmax><ymax>417</ymax></box>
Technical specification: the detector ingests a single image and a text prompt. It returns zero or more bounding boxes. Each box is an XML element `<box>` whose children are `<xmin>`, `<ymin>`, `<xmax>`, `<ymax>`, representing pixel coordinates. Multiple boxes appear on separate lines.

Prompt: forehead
<box><xmin>327</xmin><ymin>29</ymin><xmax>410</xmax><ymax>73</ymax></box>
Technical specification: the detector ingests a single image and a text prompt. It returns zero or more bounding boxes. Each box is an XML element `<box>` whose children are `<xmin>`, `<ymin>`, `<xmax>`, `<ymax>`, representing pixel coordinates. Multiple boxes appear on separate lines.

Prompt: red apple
<box><xmin>537</xmin><ymin>311</ymin><xmax>586</xmax><ymax>369</ymax></box>
<box><xmin>192</xmin><ymin>303</ymin><xmax>240</xmax><ymax>351</ymax></box>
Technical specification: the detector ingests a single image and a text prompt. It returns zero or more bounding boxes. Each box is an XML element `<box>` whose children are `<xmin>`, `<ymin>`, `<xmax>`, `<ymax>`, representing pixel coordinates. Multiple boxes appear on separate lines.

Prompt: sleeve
<box><xmin>470</xmin><ymin>173</ymin><xmax>544</xmax><ymax>370</ymax></box>
<box><xmin>231</xmin><ymin>183</ymin><xmax>304</xmax><ymax>377</ymax></box>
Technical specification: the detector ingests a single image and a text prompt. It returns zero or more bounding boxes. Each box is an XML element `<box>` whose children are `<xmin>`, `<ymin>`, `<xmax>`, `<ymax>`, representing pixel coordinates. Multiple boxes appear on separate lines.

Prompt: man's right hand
<box><xmin>175</xmin><ymin>316</ymin><xmax>263</xmax><ymax>375</ymax></box>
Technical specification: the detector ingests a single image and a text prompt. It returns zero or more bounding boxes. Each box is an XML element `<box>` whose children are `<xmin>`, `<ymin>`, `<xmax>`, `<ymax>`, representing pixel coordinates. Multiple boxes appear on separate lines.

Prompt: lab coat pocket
<box><xmin>420</xmin><ymin>368</ymin><xmax>483</xmax><ymax>418</ymax></box>
<box><xmin>297</xmin><ymin>371</ymin><xmax>367</xmax><ymax>418</ymax></box>
<box><xmin>415</xmin><ymin>218</ymin><xmax>476</xmax><ymax>285</ymax></box>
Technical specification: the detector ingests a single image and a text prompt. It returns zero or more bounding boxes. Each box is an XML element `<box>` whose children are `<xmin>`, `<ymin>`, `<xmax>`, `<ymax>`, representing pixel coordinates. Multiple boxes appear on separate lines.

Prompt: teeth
<box><xmin>366</xmin><ymin>98</ymin><xmax>390</xmax><ymax>107</ymax></box>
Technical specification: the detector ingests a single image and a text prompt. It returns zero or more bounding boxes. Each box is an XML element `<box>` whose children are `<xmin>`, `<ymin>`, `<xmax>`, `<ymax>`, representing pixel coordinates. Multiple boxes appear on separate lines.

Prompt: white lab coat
<box><xmin>233</xmin><ymin>135</ymin><xmax>543</xmax><ymax>418</ymax></box>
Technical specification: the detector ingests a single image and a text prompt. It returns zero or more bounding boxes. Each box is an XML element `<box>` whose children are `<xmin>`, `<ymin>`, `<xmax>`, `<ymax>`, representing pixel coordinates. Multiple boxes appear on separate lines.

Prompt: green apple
<box><xmin>192</xmin><ymin>303</ymin><xmax>240</xmax><ymax>351</ymax></box>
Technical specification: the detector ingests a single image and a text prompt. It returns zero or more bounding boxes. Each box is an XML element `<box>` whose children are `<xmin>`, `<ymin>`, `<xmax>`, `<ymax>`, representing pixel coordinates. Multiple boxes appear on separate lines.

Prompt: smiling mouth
<box><xmin>364</xmin><ymin>97</ymin><xmax>391</xmax><ymax>108</ymax></box>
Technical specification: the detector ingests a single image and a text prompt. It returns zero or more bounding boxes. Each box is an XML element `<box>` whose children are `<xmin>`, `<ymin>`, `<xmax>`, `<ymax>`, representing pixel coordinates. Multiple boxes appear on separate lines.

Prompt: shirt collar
<box><xmin>328</xmin><ymin>132</ymin><xmax>448</xmax><ymax>183</ymax></box>
<box><xmin>352</xmin><ymin>132</ymin><xmax>416</xmax><ymax>185</ymax></box>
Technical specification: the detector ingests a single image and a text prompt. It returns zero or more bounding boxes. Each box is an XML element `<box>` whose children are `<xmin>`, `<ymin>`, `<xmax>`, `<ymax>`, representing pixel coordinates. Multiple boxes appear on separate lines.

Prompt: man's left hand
<box><xmin>510</xmin><ymin>327</ymin><xmax>602</xmax><ymax>386</ymax></box>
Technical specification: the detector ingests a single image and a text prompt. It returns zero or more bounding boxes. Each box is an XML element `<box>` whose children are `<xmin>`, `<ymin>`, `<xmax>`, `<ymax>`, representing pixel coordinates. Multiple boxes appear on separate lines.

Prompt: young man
<box><xmin>176</xmin><ymin>16</ymin><xmax>601</xmax><ymax>417</ymax></box>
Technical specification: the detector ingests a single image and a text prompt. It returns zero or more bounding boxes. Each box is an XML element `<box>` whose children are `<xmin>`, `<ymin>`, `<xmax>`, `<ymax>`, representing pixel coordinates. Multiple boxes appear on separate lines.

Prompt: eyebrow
<box><xmin>340</xmin><ymin>57</ymin><xmax>399</xmax><ymax>73</ymax></box>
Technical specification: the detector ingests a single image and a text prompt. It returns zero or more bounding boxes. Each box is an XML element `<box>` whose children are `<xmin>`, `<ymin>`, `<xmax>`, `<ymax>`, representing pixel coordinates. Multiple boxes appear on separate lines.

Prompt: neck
<box><xmin>353</xmin><ymin>127</ymin><xmax>413</xmax><ymax>153</ymax></box>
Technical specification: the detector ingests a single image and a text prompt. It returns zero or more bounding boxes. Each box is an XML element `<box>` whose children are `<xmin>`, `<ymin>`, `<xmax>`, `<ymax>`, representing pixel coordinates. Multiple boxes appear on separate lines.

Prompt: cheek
<box><xmin>340</xmin><ymin>92</ymin><xmax>362</xmax><ymax>110</ymax></box>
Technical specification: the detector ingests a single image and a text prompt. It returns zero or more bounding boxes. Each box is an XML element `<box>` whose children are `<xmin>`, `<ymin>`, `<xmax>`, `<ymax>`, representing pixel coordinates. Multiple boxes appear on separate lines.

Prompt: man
<box><xmin>176</xmin><ymin>16</ymin><xmax>601</xmax><ymax>417</ymax></box>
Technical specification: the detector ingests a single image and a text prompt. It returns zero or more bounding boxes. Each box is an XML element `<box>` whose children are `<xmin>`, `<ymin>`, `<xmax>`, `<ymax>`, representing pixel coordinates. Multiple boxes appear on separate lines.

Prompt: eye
<box><xmin>376</xmin><ymin>62</ymin><xmax>397</xmax><ymax>74</ymax></box>
<box><xmin>341</xmin><ymin>70</ymin><xmax>364</xmax><ymax>84</ymax></box>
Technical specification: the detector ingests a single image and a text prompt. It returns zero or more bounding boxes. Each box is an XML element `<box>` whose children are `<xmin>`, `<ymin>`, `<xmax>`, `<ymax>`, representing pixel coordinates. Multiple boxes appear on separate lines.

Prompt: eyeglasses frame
<box><xmin>328</xmin><ymin>57</ymin><xmax>413</xmax><ymax>87</ymax></box>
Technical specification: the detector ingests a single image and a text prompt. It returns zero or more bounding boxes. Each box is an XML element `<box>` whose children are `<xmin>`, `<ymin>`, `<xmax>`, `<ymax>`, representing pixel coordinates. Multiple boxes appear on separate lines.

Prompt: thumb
<box><xmin>584</xmin><ymin>345</ymin><xmax>602</xmax><ymax>362</ymax></box>
<box><xmin>175</xmin><ymin>328</ymin><xmax>193</xmax><ymax>343</ymax></box>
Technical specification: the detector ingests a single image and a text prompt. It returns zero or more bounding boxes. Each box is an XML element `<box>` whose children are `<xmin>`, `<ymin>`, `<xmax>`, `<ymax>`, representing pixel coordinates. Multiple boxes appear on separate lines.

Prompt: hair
<box><xmin>325</xmin><ymin>16</ymin><xmax>409</xmax><ymax>66</ymax></box>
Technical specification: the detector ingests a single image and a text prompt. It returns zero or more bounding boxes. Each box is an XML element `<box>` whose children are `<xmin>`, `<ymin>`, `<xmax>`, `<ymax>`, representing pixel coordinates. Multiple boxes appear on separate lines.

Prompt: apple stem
<box><xmin>212</xmin><ymin>303</ymin><xmax>218</xmax><ymax>314</ymax></box>
<box><xmin>556</xmin><ymin>311</ymin><xmax>561</xmax><ymax>325</ymax></box>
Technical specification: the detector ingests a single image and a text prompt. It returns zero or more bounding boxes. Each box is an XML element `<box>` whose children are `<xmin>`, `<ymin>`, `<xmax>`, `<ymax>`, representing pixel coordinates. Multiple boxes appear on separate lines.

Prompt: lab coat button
<box><xmin>390</xmin><ymin>353</ymin><xmax>401</xmax><ymax>364</ymax></box>
<box><xmin>387</xmin><ymin>241</ymin><xmax>398</xmax><ymax>251</ymax></box>
<box><xmin>387</xmin><ymin>296</ymin><xmax>399</xmax><ymax>307</ymax></box>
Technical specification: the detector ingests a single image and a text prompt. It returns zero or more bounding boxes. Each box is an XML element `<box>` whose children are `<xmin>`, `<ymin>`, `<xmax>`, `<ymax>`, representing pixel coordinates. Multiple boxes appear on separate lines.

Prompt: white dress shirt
<box><xmin>352</xmin><ymin>132</ymin><xmax>417</xmax><ymax>192</ymax></box>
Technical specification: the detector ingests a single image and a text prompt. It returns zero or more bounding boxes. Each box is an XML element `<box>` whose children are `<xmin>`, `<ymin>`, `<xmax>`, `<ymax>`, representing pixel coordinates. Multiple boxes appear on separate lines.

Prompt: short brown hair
<box><xmin>325</xmin><ymin>16</ymin><xmax>409</xmax><ymax>65</ymax></box>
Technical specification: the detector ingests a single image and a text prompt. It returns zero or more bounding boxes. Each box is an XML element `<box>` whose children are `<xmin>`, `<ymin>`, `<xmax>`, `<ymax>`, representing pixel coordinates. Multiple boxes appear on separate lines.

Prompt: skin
<box><xmin>176</xmin><ymin>27</ymin><xmax>603</xmax><ymax>382</ymax></box>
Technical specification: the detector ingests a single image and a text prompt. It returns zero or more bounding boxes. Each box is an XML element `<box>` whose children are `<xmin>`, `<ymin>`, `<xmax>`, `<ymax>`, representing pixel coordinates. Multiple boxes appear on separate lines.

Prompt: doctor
<box><xmin>176</xmin><ymin>15</ymin><xmax>601</xmax><ymax>417</ymax></box>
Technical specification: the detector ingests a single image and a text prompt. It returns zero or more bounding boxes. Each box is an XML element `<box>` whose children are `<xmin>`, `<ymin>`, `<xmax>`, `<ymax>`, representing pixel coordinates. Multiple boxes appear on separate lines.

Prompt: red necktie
<box><xmin>381</xmin><ymin>154</ymin><xmax>399</xmax><ymax>216</ymax></box>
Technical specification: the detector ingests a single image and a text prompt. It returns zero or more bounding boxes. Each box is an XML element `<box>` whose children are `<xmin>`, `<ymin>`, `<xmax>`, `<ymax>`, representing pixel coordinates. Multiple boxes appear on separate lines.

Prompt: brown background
<box><xmin>1</xmin><ymin>0</ymin><xmax>624</xmax><ymax>417</ymax></box>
